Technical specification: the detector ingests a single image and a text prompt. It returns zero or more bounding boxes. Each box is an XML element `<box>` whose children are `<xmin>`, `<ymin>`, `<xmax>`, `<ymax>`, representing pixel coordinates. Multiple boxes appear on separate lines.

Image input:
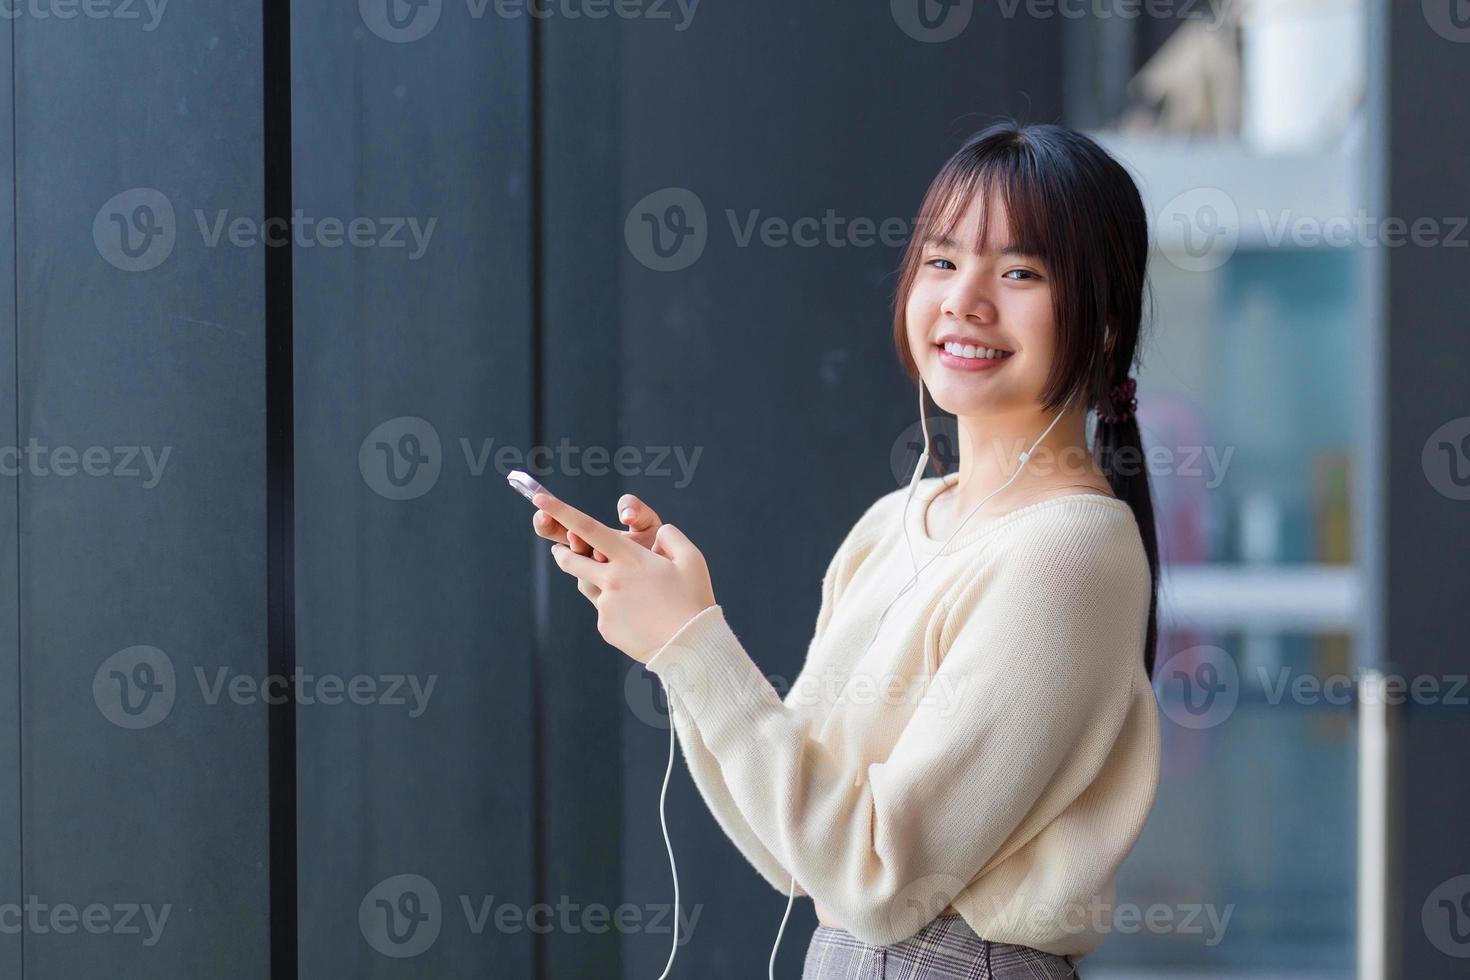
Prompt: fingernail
<box><xmin>620</xmin><ymin>508</ymin><xmax>634</xmax><ymax>522</ymax></box>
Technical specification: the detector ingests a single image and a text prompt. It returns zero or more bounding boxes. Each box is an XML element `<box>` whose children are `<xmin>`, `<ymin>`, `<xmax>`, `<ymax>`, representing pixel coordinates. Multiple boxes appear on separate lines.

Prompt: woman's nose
<box><xmin>940</xmin><ymin>286</ymin><xmax>995</xmax><ymax>324</ymax></box>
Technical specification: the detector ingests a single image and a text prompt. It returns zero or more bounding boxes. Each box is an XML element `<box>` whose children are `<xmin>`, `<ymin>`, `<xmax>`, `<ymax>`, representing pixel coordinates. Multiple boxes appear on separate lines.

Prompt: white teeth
<box><xmin>943</xmin><ymin>341</ymin><xmax>1010</xmax><ymax>361</ymax></box>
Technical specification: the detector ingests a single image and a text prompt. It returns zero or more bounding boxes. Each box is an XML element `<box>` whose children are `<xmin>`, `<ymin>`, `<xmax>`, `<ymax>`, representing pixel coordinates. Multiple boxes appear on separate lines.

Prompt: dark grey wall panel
<box><xmin>291</xmin><ymin>4</ymin><xmax>535</xmax><ymax>977</ymax></box>
<box><xmin>16</xmin><ymin>5</ymin><xmax>269</xmax><ymax>978</ymax></box>
<box><xmin>0</xmin><ymin>10</ymin><xmax>17</xmax><ymax>979</ymax></box>
<box><xmin>617</xmin><ymin>6</ymin><xmax>1064</xmax><ymax>976</ymax></box>
<box><xmin>1382</xmin><ymin>3</ymin><xmax>1470</xmax><ymax>976</ymax></box>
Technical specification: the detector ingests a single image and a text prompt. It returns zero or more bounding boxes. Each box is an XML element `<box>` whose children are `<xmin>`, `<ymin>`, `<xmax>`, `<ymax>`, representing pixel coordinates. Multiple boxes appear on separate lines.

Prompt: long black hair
<box><xmin>889</xmin><ymin>121</ymin><xmax>1160</xmax><ymax>681</ymax></box>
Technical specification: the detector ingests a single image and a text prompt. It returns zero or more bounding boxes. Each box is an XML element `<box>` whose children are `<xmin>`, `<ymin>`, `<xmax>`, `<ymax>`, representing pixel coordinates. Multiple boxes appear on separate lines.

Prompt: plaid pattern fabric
<box><xmin>800</xmin><ymin>914</ymin><xmax>1080</xmax><ymax>979</ymax></box>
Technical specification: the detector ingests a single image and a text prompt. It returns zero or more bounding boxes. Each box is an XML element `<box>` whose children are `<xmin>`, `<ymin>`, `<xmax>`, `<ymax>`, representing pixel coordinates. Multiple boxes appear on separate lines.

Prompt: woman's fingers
<box><xmin>617</xmin><ymin>494</ymin><xmax>662</xmax><ymax>532</ymax></box>
<box><xmin>532</xmin><ymin>509</ymin><xmax>568</xmax><ymax>544</ymax></box>
<box><xmin>617</xmin><ymin>494</ymin><xmax>664</xmax><ymax>550</ymax></box>
<box><xmin>567</xmin><ymin>531</ymin><xmax>608</xmax><ymax>563</ymax></box>
<box><xmin>534</xmin><ymin>492</ymin><xmax>631</xmax><ymax>560</ymax></box>
<box><xmin>534</xmin><ymin>510</ymin><xmax>607</xmax><ymax>561</ymax></box>
<box><xmin>549</xmin><ymin>541</ymin><xmax>615</xmax><ymax>589</ymax></box>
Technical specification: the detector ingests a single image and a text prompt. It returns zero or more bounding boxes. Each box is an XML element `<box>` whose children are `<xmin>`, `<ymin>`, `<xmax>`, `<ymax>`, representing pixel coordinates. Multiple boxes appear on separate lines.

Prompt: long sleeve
<box><xmin>649</xmin><ymin>493</ymin><xmax>899</xmax><ymax>900</ymax></box>
<box><xmin>643</xmin><ymin>513</ymin><xmax>1153</xmax><ymax>947</ymax></box>
<box><xmin>654</xmin><ymin>549</ymin><xmax>836</xmax><ymax>899</ymax></box>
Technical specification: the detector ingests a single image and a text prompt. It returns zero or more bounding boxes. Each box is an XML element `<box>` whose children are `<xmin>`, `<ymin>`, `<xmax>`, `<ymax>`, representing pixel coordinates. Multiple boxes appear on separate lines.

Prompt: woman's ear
<box><xmin>1104</xmin><ymin>323</ymin><xmax>1117</xmax><ymax>354</ymax></box>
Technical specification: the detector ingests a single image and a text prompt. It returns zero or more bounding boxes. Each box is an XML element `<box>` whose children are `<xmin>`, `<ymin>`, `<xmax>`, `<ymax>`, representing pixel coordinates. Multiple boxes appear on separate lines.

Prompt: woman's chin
<box><xmin>924</xmin><ymin>382</ymin><xmax>1008</xmax><ymax>419</ymax></box>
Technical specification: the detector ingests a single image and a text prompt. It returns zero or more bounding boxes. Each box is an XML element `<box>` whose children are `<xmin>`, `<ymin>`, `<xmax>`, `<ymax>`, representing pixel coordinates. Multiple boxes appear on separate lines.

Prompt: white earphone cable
<box><xmin>654</xmin><ymin>679</ymin><xmax>681</xmax><ymax>980</ymax></box>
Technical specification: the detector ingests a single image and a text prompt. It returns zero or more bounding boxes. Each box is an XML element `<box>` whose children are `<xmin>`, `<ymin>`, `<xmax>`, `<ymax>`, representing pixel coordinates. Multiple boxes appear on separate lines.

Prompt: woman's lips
<box><xmin>935</xmin><ymin>344</ymin><xmax>1013</xmax><ymax>372</ymax></box>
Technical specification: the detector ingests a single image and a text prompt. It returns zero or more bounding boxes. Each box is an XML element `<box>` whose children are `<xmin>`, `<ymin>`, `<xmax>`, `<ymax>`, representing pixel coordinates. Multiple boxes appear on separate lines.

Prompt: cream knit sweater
<box><xmin>644</xmin><ymin>471</ymin><xmax>1161</xmax><ymax>958</ymax></box>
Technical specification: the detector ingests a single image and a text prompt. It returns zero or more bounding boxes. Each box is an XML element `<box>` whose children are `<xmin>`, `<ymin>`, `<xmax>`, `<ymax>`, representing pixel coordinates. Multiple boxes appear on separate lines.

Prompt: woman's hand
<box><xmin>532</xmin><ymin>493</ymin><xmax>662</xmax><ymax>562</ymax></box>
<box><xmin>532</xmin><ymin>490</ymin><xmax>715</xmax><ymax>664</ymax></box>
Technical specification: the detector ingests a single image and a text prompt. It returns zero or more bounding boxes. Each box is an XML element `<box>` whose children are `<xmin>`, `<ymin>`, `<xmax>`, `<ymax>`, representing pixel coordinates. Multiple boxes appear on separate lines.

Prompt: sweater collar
<box><xmin>902</xmin><ymin>471</ymin><xmax>974</xmax><ymax>557</ymax></box>
<box><xmin>901</xmin><ymin>470</ymin><xmax>1130</xmax><ymax>557</ymax></box>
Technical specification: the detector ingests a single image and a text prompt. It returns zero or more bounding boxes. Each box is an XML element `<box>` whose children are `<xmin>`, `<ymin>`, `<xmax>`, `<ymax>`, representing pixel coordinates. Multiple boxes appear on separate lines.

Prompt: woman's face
<box><xmin>904</xmin><ymin>189</ymin><xmax>1056</xmax><ymax>420</ymax></box>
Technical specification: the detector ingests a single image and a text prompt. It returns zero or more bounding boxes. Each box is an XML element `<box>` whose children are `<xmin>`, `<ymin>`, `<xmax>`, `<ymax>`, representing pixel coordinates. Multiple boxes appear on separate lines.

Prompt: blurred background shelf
<box><xmin>1161</xmin><ymin>564</ymin><xmax>1361</xmax><ymax>632</ymax></box>
<box><xmin>1090</xmin><ymin>131</ymin><xmax>1361</xmax><ymax>253</ymax></box>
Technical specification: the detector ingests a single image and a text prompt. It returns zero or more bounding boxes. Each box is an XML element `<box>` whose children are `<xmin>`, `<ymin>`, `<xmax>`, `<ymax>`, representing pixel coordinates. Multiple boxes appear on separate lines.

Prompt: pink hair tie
<box><xmin>1096</xmin><ymin>376</ymin><xmax>1138</xmax><ymax>424</ymax></box>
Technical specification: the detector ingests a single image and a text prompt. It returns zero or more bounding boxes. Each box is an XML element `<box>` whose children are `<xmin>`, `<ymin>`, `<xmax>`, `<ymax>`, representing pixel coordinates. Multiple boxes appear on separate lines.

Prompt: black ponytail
<box><xmin>1095</xmin><ymin>407</ymin><xmax>1160</xmax><ymax>681</ymax></box>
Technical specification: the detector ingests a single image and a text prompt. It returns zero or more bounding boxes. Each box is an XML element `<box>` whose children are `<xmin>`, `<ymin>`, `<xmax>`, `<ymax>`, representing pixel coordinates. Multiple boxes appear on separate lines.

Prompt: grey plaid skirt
<box><xmin>800</xmin><ymin>912</ymin><xmax>1080</xmax><ymax>979</ymax></box>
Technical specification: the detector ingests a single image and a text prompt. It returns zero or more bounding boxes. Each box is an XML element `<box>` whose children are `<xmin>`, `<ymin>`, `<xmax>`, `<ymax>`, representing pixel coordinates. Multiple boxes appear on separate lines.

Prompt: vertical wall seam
<box><xmin>529</xmin><ymin>10</ymin><xmax>547</xmax><ymax>980</ymax></box>
<box><xmin>263</xmin><ymin>0</ymin><xmax>298</xmax><ymax>976</ymax></box>
<box><xmin>10</xmin><ymin>8</ymin><xmax>22</xmax><ymax>979</ymax></box>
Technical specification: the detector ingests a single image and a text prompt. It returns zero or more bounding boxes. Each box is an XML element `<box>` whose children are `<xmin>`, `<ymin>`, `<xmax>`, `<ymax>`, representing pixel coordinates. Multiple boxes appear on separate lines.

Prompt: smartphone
<box><xmin>506</xmin><ymin>469</ymin><xmax>547</xmax><ymax>502</ymax></box>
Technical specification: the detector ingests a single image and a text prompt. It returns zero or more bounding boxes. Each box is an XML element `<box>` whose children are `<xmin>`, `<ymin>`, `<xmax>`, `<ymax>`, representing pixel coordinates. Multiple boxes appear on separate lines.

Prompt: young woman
<box><xmin>531</xmin><ymin>122</ymin><xmax>1162</xmax><ymax>979</ymax></box>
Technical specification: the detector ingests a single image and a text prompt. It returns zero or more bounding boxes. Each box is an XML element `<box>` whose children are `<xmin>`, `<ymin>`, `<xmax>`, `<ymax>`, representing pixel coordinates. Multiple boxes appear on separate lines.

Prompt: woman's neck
<box><xmin>939</xmin><ymin>402</ymin><xmax>1112</xmax><ymax>516</ymax></box>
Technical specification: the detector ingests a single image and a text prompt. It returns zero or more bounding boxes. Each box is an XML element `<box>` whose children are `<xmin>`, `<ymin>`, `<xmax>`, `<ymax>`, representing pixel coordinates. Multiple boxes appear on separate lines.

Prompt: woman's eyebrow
<box><xmin>921</xmin><ymin>235</ymin><xmax>1041</xmax><ymax>260</ymax></box>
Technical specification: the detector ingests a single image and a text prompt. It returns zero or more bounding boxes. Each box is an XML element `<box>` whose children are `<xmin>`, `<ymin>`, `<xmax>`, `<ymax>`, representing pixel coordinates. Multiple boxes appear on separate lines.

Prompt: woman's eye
<box><xmin>925</xmin><ymin>257</ymin><xmax>956</xmax><ymax>271</ymax></box>
<box><xmin>1004</xmin><ymin>269</ymin><xmax>1040</xmax><ymax>281</ymax></box>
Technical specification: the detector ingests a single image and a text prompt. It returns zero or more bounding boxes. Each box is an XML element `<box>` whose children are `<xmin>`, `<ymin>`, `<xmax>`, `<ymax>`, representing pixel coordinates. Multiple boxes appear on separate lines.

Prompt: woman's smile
<box><xmin>935</xmin><ymin>340</ymin><xmax>1015</xmax><ymax>372</ymax></box>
